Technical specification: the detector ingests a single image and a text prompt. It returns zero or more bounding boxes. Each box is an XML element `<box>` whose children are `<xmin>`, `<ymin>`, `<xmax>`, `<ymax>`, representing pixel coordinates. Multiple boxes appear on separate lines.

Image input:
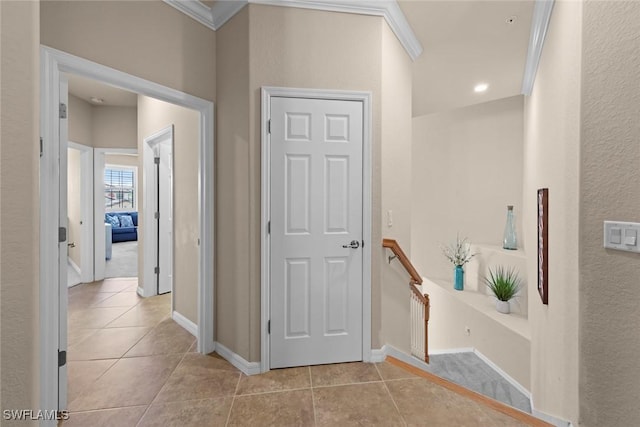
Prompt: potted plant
<box><xmin>484</xmin><ymin>266</ymin><xmax>521</xmax><ymax>314</ymax></box>
<box><xmin>441</xmin><ymin>235</ymin><xmax>476</xmax><ymax>291</ymax></box>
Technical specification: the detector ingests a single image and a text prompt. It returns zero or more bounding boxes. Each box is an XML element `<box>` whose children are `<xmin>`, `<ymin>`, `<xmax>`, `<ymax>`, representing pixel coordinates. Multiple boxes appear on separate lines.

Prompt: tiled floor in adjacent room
<box><xmin>63</xmin><ymin>277</ymin><xmax>546</xmax><ymax>427</ymax></box>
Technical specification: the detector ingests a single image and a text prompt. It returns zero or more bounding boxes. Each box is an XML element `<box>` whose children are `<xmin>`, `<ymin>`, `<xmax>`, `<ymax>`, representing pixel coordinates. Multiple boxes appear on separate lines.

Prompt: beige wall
<box><xmin>221</xmin><ymin>4</ymin><xmax>385</xmax><ymax>362</ymax></box>
<box><xmin>579</xmin><ymin>1</ymin><xmax>640</xmax><ymax>425</ymax></box>
<box><xmin>380</xmin><ymin>22</ymin><xmax>414</xmax><ymax>353</ymax></box>
<box><xmin>523</xmin><ymin>0</ymin><xmax>581</xmax><ymax>422</ymax></box>
<box><xmin>93</xmin><ymin>106</ymin><xmax>137</xmax><ymax>149</ymax></box>
<box><xmin>67</xmin><ymin>148</ymin><xmax>82</xmax><ymax>267</ymax></box>
<box><xmin>412</xmin><ymin>96</ymin><xmax>524</xmax><ymax>281</ymax></box>
<box><xmin>68</xmin><ymin>94</ymin><xmax>93</xmax><ymax>146</ymax></box>
<box><xmin>215</xmin><ymin>6</ymin><xmax>252</xmax><ymax>357</ymax></box>
<box><xmin>41</xmin><ymin>0</ymin><xmax>216</xmax><ymax>101</ymax></box>
<box><xmin>138</xmin><ymin>95</ymin><xmax>200</xmax><ymax>324</ymax></box>
<box><xmin>0</xmin><ymin>0</ymin><xmax>40</xmax><ymax>421</ymax></box>
<box><xmin>105</xmin><ymin>154</ymin><xmax>139</xmax><ymax>168</ymax></box>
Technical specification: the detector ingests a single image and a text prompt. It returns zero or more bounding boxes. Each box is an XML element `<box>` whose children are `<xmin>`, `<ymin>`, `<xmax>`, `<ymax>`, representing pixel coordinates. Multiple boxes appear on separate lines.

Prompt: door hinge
<box><xmin>58</xmin><ymin>227</ymin><xmax>67</xmax><ymax>243</ymax></box>
<box><xmin>268</xmin><ymin>320</ymin><xmax>270</xmax><ymax>334</ymax></box>
<box><xmin>268</xmin><ymin>119</ymin><xmax>271</xmax><ymax>134</ymax></box>
<box><xmin>154</xmin><ymin>266</ymin><xmax>159</xmax><ymax>274</ymax></box>
<box><xmin>40</xmin><ymin>137</ymin><xmax>43</xmax><ymax>157</ymax></box>
<box><xmin>154</xmin><ymin>157</ymin><xmax>160</xmax><ymax>165</ymax></box>
<box><xmin>267</xmin><ymin>221</ymin><xmax>271</xmax><ymax>235</ymax></box>
<box><xmin>362</xmin><ymin>240</ymin><xmax>365</xmax><ymax>248</ymax></box>
<box><xmin>58</xmin><ymin>350</ymin><xmax>67</xmax><ymax>367</ymax></box>
<box><xmin>59</xmin><ymin>103</ymin><xmax>67</xmax><ymax>119</ymax></box>
<box><xmin>154</xmin><ymin>211</ymin><xmax>160</xmax><ymax>219</ymax></box>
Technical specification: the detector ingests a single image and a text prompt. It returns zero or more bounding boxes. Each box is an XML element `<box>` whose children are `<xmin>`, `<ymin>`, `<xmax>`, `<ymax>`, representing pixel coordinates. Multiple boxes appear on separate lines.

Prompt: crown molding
<box><xmin>163</xmin><ymin>0</ymin><xmax>216</xmax><ymax>30</ymax></box>
<box><xmin>521</xmin><ymin>0</ymin><xmax>555</xmax><ymax>95</ymax></box>
<box><xmin>251</xmin><ymin>0</ymin><xmax>422</xmax><ymax>60</ymax></box>
<box><xmin>211</xmin><ymin>0</ymin><xmax>249</xmax><ymax>28</ymax></box>
<box><xmin>164</xmin><ymin>0</ymin><xmax>422</xmax><ymax>61</ymax></box>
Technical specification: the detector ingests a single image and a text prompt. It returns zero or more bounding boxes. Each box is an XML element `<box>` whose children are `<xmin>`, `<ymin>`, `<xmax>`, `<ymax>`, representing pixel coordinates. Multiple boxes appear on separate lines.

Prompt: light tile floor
<box><xmin>63</xmin><ymin>278</ymin><xmax>545</xmax><ymax>427</ymax></box>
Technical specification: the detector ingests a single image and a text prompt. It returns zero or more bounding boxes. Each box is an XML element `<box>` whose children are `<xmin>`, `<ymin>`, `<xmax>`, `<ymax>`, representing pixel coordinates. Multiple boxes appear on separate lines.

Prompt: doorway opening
<box><xmin>40</xmin><ymin>46</ymin><xmax>215</xmax><ymax>413</ymax></box>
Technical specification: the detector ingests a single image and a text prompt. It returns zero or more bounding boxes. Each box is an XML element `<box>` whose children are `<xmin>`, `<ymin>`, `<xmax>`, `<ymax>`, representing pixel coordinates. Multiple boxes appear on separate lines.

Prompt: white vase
<box><xmin>496</xmin><ymin>300</ymin><xmax>510</xmax><ymax>314</ymax></box>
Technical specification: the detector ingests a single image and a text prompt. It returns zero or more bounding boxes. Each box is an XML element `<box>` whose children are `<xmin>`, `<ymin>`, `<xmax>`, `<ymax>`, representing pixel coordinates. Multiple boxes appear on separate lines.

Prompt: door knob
<box><xmin>342</xmin><ymin>240</ymin><xmax>360</xmax><ymax>249</ymax></box>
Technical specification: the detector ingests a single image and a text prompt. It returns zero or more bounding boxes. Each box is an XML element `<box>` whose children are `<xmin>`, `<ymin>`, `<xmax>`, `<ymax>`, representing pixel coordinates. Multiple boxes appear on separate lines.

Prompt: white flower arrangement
<box><xmin>441</xmin><ymin>235</ymin><xmax>476</xmax><ymax>267</ymax></box>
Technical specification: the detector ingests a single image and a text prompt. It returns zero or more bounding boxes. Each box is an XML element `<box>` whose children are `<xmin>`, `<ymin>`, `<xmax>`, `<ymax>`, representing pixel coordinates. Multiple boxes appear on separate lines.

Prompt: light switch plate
<box><xmin>604</xmin><ymin>221</ymin><xmax>640</xmax><ymax>253</ymax></box>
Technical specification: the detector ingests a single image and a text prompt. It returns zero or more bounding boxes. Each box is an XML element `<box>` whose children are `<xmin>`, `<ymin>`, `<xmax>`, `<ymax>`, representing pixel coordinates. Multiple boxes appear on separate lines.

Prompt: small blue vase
<box><xmin>454</xmin><ymin>266</ymin><xmax>464</xmax><ymax>291</ymax></box>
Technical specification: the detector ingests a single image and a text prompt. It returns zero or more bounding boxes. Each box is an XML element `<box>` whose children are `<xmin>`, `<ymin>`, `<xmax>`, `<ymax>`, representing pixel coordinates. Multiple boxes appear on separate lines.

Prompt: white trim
<box><xmin>94</xmin><ymin>148</ymin><xmax>137</xmax><ymax>282</ymax></box>
<box><xmin>472</xmin><ymin>349</ymin><xmax>531</xmax><ymax>400</ymax></box>
<box><xmin>211</xmin><ymin>0</ymin><xmax>248</xmax><ymax>28</ymax></box>
<box><xmin>250</xmin><ymin>0</ymin><xmax>422</xmax><ymax>60</ymax></box>
<box><xmin>40</xmin><ymin>46</ymin><xmax>216</xmax><ymax>416</ymax></box>
<box><xmin>260</xmin><ymin>86</ymin><xmax>373</xmax><ymax>373</ymax></box>
<box><xmin>164</xmin><ymin>0</ymin><xmax>422</xmax><ymax>61</ymax></box>
<box><xmin>215</xmin><ymin>341</ymin><xmax>262</xmax><ymax>376</ymax></box>
<box><xmin>530</xmin><ymin>401</ymin><xmax>573</xmax><ymax>427</ymax></box>
<box><xmin>370</xmin><ymin>347</ymin><xmax>387</xmax><ymax>363</ymax></box>
<box><xmin>521</xmin><ymin>0</ymin><xmax>555</xmax><ymax>95</ymax></box>
<box><xmin>68</xmin><ymin>258</ymin><xmax>81</xmax><ymax>276</ymax></box>
<box><xmin>385</xmin><ymin>344</ymin><xmax>431</xmax><ymax>372</ymax></box>
<box><xmin>428</xmin><ymin>347</ymin><xmax>474</xmax><ymax>356</ymax></box>
<box><xmin>68</xmin><ymin>141</ymin><xmax>94</xmax><ymax>284</ymax></box>
<box><xmin>172</xmin><ymin>310</ymin><xmax>198</xmax><ymax>337</ymax></box>
<box><xmin>163</xmin><ymin>0</ymin><xmax>216</xmax><ymax>30</ymax></box>
<box><xmin>142</xmin><ymin>126</ymin><xmax>173</xmax><ymax>298</ymax></box>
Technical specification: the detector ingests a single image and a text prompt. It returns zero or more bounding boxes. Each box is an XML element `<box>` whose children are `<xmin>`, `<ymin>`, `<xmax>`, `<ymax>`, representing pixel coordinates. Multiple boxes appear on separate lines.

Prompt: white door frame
<box><xmin>94</xmin><ymin>147</ymin><xmax>138</xmax><ymax>282</ymax></box>
<box><xmin>260</xmin><ymin>86</ymin><xmax>372</xmax><ymax>373</ymax></box>
<box><xmin>68</xmin><ymin>141</ymin><xmax>94</xmax><ymax>284</ymax></box>
<box><xmin>40</xmin><ymin>46</ymin><xmax>215</xmax><ymax>417</ymax></box>
<box><xmin>142</xmin><ymin>126</ymin><xmax>174</xmax><ymax>298</ymax></box>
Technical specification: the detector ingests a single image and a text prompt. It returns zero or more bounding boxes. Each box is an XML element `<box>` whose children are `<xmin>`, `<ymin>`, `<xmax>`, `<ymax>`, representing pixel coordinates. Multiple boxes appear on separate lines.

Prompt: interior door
<box><xmin>156</xmin><ymin>143</ymin><xmax>173</xmax><ymax>295</ymax></box>
<box><xmin>270</xmin><ymin>96</ymin><xmax>364</xmax><ymax>368</ymax></box>
<box><xmin>58</xmin><ymin>76</ymin><xmax>69</xmax><ymax>409</ymax></box>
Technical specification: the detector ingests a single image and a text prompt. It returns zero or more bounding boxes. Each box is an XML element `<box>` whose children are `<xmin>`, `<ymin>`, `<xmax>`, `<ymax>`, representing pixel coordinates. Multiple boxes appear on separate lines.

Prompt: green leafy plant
<box><xmin>484</xmin><ymin>266</ymin><xmax>521</xmax><ymax>302</ymax></box>
<box><xmin>441</xmin><ymin>235</ymin><xmax>476</xmax><ymax>267</ymax></box>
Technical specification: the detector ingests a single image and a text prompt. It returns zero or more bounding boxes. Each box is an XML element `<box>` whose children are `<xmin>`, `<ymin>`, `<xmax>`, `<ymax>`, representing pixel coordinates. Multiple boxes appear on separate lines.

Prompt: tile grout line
<box><xmin>135</xmin><ymin>347</ymin><xmax>191</xmax><ymax>426</ymax></box>
<box><xmin>224</xmin><ymin>371</ymin><xmax>243</xmax><ymax>427</ymax></box>
<box><xmin>309</xmin><ymin>366</ymin><xmax>318</xmax><ymax>427</ymax></box>
<box><xmin>375</xmin><ymin>363</ymin><xmax>408</xmax><ymax>427</ymax></box>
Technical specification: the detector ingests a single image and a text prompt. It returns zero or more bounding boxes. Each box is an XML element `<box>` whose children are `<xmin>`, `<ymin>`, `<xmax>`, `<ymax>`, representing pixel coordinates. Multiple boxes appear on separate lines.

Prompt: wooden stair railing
<box><xmin>383</xmin><ymin>238</ymin><xmax>430</xmax><ymax>363</ymax></box>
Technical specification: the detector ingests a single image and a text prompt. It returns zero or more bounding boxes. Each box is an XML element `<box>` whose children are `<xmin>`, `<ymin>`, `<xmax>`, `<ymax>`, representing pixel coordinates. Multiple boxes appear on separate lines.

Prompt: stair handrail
<box><xmin>382</xmin><ymin>238</ymin><xmax>423</xmax><ymax>285</ymax></box>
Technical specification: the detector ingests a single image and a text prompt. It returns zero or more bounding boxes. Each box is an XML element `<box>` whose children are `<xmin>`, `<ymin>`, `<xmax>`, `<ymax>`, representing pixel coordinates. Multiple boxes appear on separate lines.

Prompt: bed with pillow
<box><xmin>105</xmin><ymin>211</ymin><xmax>138</xmax><ymax>242</ymax></box>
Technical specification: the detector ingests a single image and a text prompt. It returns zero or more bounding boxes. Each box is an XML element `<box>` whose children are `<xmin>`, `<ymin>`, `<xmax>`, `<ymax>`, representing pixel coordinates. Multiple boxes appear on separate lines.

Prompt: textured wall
<box><xmin>412</xmin><ymin>96</ymin><xmax>524</xmax><ymax>281</ymax></box>
<box><xmin>523</xmin><ymin>0</ymin><xmax>581</xmax><ymax>422</ymax></box>
<box><xmin>380</xmin><ymin>22</ymin><xmax>414</xmax><ymax>353</ymax></box>
<box><xmin>215</xmin><ymin>6</ymin><xmax>251</xmax><ymax>357</ymax></box>
<box><xmin>579</xmin><ymin>1</ymin><xmax>640</xmax><ymax>425</ymax></box>
<box><xmin>92</xmin><ymin>106</ymin><xmax>137</xmax><ymax>149</ymax></box>
<box><xmin>41</xmin><ymin>0</ymin><xmax>216</xmax><ymax>101</ymax></box>
<box><xmin>0</xmin><ymin>0</ymin><xmax>40</xmax><ymax>421</ymax></box>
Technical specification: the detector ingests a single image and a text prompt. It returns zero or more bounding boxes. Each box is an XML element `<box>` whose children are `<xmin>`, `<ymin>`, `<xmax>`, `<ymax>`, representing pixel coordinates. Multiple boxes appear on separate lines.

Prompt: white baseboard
<box><xmin>172</xmin><ymin>311</ymin><xmax>198</xmax><ymax>337</ymax></box>
<box><xmin>531</xmin><ymin>400</ymin><xmax>573</xmax><ymax>427</ymax></box>
<box><xmin>136</xmin><ymin>286</ymin><xmax>145</xmax><ymax>297</ymax></box>
<box><xmin>370</xmin><ymin>346</ymin><xmax>387</xmax><ymax>363</ymax></box>
<box><xmin>429</xmin><ymin>347</ymin><xmax>474</xmax><ymax>355</ymax></box>
<box><xmin>68</xmin><ymin>258</ymin><xmax>81</xmax><ymax>287</ymax></box>
<box><xmin>215</xmin><ymin>341</ymin><xmax>261</xmax><ymax>376</ymax></box>
<box><xmin>472</xmin><ymin>349</ymin><xmax>531</xmax><ymax>400</ymax></box>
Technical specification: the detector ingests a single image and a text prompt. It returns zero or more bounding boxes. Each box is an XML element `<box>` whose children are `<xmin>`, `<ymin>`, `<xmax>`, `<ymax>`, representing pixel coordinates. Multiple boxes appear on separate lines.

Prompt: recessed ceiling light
<box><xmin>90</xmin><ymin>96</ymin><xmax>105</xmax><ymax>104</ymax></box>
<box><xmin>474</xmin><ymin>83</ymin><xmax>489</xmax><ymax>93</ymax></box>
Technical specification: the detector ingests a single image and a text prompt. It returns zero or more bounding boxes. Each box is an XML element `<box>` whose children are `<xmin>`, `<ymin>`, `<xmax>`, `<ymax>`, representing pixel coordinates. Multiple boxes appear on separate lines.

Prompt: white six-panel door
<box><xmin>270</xmin><ymin>97</ymin><xmax>363</xmax><ymax>368</ymax></box>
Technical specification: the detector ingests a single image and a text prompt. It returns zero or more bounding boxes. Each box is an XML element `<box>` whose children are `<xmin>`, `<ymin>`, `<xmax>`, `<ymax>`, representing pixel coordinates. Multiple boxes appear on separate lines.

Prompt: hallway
<box><xmin>63</xmin><ymin>278</ymin><xmax>545</xmax><ymax>426</ymax></box>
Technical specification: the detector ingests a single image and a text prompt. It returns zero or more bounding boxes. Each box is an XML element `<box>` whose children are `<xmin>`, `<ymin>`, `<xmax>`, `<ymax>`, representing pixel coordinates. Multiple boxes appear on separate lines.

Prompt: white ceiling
<box><xmin>399</xmin><ymin>0</ymin><xmax>534</xmax><ymax>116</ymax></box>
<box><xmin>66</xmin><ymin>74</ymin><xmax>138</xmax><ymax>107</ymax></box>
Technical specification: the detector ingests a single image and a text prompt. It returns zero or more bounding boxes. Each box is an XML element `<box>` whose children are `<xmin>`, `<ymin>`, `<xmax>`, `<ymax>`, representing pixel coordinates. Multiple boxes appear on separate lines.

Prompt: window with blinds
<box><xmin>105</xmin><ymin>166</ymin><xmax>136</xmax><ymax>211</ymax></box>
